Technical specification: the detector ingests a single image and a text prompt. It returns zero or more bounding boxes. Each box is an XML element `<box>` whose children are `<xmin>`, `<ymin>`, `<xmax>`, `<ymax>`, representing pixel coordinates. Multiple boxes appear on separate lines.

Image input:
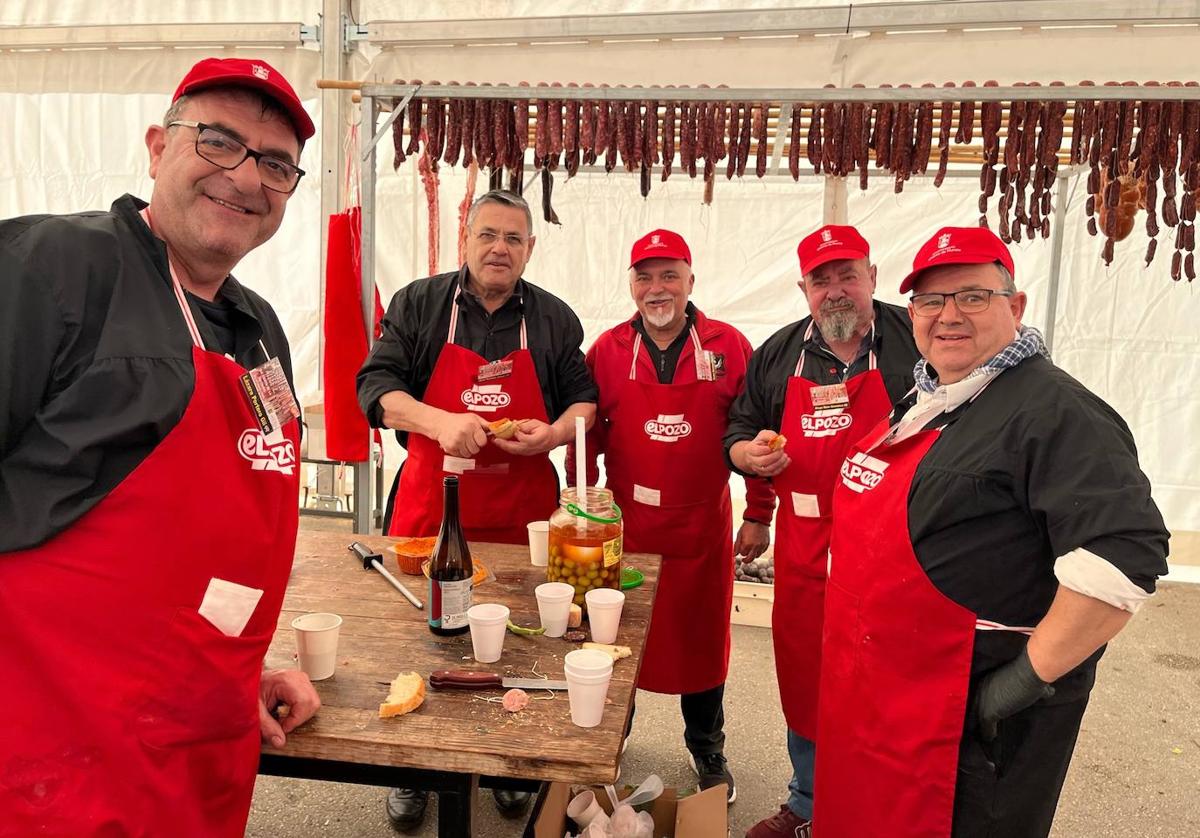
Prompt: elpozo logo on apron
<box><xmin>840</xmin><ymin>450</ymin><xmax>888</xmax><ymax>492</ymax></box>
<box><xmin>643</xmin><ymin>413</ymin><xmax>692</xmax><ymax>443</ymax></box>
<box><xmin>237</xmin><ymin>429</ymin><xmax>296</xmax><ymax>475</ymax></box>
<box><xmin>461</xmin><ymin>383</ymin><xmax>512</xmax><ymax>413</ymax></box>
<box><xmin>801</xmin><ymin>412</ymin><xmax>854</xmax><ymax>437</ymax></box>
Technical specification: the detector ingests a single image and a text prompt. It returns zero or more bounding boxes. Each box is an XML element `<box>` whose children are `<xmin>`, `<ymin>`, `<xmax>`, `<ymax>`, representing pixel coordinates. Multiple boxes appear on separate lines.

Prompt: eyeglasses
<box><xmin>168</xmin><ymin>121</ymin><xmax>305</xmax><ymax>194</ymax></box>
<box><xmin>910</xmin><ymin>288</ymin><xmax>1014</xmax><ymax>317</ymax></box>
<box><xmin>472</xmin><ymin>230</ymin><xmax>529</xmax><ymax>248</ymax></box>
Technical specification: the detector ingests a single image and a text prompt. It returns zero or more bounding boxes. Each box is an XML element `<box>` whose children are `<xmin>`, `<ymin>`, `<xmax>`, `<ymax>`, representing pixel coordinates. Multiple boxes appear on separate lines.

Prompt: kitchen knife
<box><xmin>429</xmin><ymin>669</ymin><xmax>569</xmax><ymax>691</ymax></box>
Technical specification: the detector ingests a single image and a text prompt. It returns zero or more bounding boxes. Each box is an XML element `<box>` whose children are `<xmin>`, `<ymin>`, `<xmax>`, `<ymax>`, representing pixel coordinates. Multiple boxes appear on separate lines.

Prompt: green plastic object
<box><xmin>620</xmin><ymin>566</ymin><xmax>644</xmax><ymax>590</ymax></box>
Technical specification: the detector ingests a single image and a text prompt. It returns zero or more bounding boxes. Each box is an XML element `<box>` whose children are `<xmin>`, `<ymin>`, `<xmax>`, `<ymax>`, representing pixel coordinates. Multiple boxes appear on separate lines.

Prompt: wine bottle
<box><xmin>428</xmin><ymin>476</ymin><xmax>473</xmax><ymax>635</ymax></box>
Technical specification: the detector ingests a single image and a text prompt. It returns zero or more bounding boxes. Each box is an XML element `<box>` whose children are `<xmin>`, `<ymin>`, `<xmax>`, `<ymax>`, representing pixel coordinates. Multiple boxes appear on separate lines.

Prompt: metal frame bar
<box><xmin>365</xmin><ymin>0</ymin><xmax>1200</xmax><ymax>46</ymax></box>
<box><xmin>354</xmin><ymin>93</ymin><xmax>379</xmax><ymax>535</ymax></box>
<box><xmin>361</xmin><ymin>82</ymin><xmax>1200</xmax><ymax>103</ymax></box>
<box><xmin>1043</xmin><ymin>171</ymin><xmax>1074</xmax><ymax>355</ymax></box>
<box><xmin>0</xmin><ymin>22</ymin><xmax>309</xmax><ymax>49</ymax></box>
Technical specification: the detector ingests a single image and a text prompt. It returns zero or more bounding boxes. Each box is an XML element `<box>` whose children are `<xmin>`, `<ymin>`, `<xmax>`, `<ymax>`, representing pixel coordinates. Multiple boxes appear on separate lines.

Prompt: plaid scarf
<box><xmin>914</xmin><ymin>325</ymin><xmax>1050</xmax><ymax>394</ymax></box>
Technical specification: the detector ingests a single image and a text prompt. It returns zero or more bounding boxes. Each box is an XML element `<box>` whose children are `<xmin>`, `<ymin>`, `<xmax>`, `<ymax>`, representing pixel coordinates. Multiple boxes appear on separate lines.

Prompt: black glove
<box><xmin>975</xmin><ymin>648</ymin><xmax>1055</xmax><ymax>742</ymax></box>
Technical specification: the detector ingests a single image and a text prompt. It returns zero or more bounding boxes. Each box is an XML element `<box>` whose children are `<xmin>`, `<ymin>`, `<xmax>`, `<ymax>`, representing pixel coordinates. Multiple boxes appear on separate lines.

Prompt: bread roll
<box><xmin>379</xmin><ymin>672</ymin><xmax>426</xmax><ymax>718</ymax></box>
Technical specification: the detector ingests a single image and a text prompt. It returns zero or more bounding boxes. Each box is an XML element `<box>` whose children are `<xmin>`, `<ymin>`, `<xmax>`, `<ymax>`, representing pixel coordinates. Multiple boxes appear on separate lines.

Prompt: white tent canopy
<box><xmin>3</xmin><ymin>1</ymin><xmax>1199</xmax><ymax>534</ymax></box>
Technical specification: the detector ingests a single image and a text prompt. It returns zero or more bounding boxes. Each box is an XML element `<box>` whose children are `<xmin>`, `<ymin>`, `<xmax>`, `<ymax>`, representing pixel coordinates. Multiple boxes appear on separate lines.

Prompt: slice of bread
<box><xmin>379</xmin><ymin>671</ymin><xmax>426</xmax><ymax>718</ymax></box>
<box><xmin>488</xmin><ymin>418</ymin><xmax>519</xmax><ymax>440</ymax></box>
<box><xmin>767</xmin><ymin>433</ymin><xmax>788</xmax><ymax>452</ymax></box>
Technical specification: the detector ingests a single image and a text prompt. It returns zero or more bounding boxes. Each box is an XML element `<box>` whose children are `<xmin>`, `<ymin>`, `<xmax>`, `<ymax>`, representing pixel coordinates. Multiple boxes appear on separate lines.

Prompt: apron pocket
<box><xmin>135</xmin><ymin>607</ymin><xmax>268</xmax><ymax>749</ymax></box>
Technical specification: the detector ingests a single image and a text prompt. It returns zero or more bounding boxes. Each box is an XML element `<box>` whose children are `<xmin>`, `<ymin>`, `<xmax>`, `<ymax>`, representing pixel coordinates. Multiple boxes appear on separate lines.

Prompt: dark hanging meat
<box><xmin>807</xmin><ymin>99</ymin><xmax>823</xmax><ymax>173</ymax></box>
<box><xmin>755</xmin><ymin>102</ymin><xmax>769</xmax><ymax>179</ymax></box>
<box><xmin>492</xmin><ymin>98</ymin><xmax>510</xmax><ymax>174</ymax></box>
<box><xmin>662</xmin><ymin>97</ymin><xmax>677</xmax><ymax>181</ymax></box>
<box><xmin>1146</xmin><ymin>238</ymin><xmax>1158</xmax><ymax>266</ymax></box>
<box><xmin>476</xmin><ymin>87</ymin><xmax>494</xmax><ymax>170</ymax></box>
<box><xmin>1171</xmin><ymin>249</ymin><xmax>1182</xmax><ymax>280</ymax></box>
<box><xmin>1102</xmin><ymin>236</ymin><xmax>1115</xmax><ymax>265</ymax></box>
<box><xmin>1003</xmin><ymin>84</ymin><xmax>1026</xmax><ymax>173</ymax></box>
<box><xmin>534</xmin><ymin>87</ymin><xmax>550</xmax><ymax>169</ymax></box>
<box><xmin>547</xmin><ymin>82</ymin><xmax>564</xmax><ymax>171</ymax></box>
<box><xmin>391</xmin><ymin>96</ymin><xmax>407</xmax><ymax>170</ymax></box>
<box><xmin>640</xmin><ymin>162</ymin><xmax>651</xmax><ymax>199</ymax></box>
<box><xmin>788</xmin><ymin>103</ymin><xmax>803</xmax><ymax>182</ymax></box>
<box><xmin>1182</xmin><ymin>190</ymin><xmax>1197</xmax><ymax>222</ymax></box>
<box><xmin>737</xmin><ymin>101</ymin><xmax>752</xmax><ymax>177</ymax></box>
<box><xmin>725</xmin><ymin>102</ymin><xmax>741</xmax><ymax>180</ymax></box>
<box><xmin>595</xmin><ymin>84</ymin><xmax>611</xmax><ymax>168</ymax></box>
<box><xmin>460</xmin><ymin>83</ymin><xmax>477</xmax><ymax>168</ymax></box>
<box><xmin>713</xmin><ymin>89</ymin><xmax>730</xmax><ymax>163</ymax></box>
<box><xmin>703</xmin><ymin>167</ymin><xmax>716</xmax><ymax>205</ymax></box>
<box><xmin>541</xmin><ymin>167</ymin><xmax>560</xmax><ymax>225</ymax></box>
<box><xmin>1069</xmin><ymin>82</ymin><xmax>1093</xmax><ymax>165</ymax></box>
<box><xmin>846</xmin><ymin>90</ymin><xmax>864</xmax><ymax>179</ymax></box>
<box><xmin>564</xmin><ymin>82</ymin><xmax>580</xmax><ymax>177</ymax></box>
<box><xmin>515</xmin><ymin>84</ymin><xmax>531</xmax><ymax>163</ymax></box>
<box><xmin>858</xmin><ymin>100</ymin><xmax>872</xmax><ymax>191</ymax></box>
<box><xmin>1147</xmin><ymin>210</ymin><xmax>1160</xmax><ymax>239</ymax></box>
<box><xmin>1087</xmin><ymin>216</ymin><xmax>1098</xmax><ymax>236</ymax></box>
<box><xmin>1117</xmin><ymin>81</ymin><xmax>1138</xmax><ymax>173</ymax></box>
<box><xmin>406</xmin><ymin>79</ymin><xmax>424</xmax><ymax>156</ymax></box>
<box><xmin>891</xmin><ymin>85</ymin><xmax>914</xmax><ymax>192</ymax></box>
<box><xmin>580</xmin><ymin>82</ymin><xmax>596</xmax><ymax>166</ymax></box>
<box><xmin>695</xmin><ymin>86</ymin><xmax>712</xmax><ymax>166</ymax></box>
<box><xmin>426</xmin><ymin>86</ymin><xmax>445</xmax><ymax>169</ymax></box>
<box><xmin>955</xmin><ymin>80</ymin><xmax>977</xmax><ymax>144</ymax></box>
<box><xmin>1186</xmin><ymin>252</ymin><xmax>1196</xmax><ymax>281</ymax></box>
<box><xmin>822</xmin><ymin>99</ymin><xmax>841</xmax><ymax>175</ymax></box>
<box><xmin>680</xmin><ymin>101</ymin><xmax>696</xmax><ymax>178</ymax></box>
<box><xmin>443</xmin><ymin>87</ymin><xmax>463</xmax><ymax>167</ymax></box>
<box><xmin>646</xmin><ymin>98</ymin><xmax>660</xmax><ymax>165</ymax></box>
<box><xmin>872</xmin><ymin>87</ymin><xmax>894</xmax><ymax>169</ymax></box>
<box><xmin>631</xmin><ymin>100</ymin><xmax>645</xmax><ymax>171</ymax></box>
<box><xmin>604</xmin><ymin>94</ymin><xmax>620</xmax><ymax>174</ymax></box>
<box><xmin>1164</xmin><ymin>195</ymin><xmax>1180</xmax><ymax>227</ymax></box>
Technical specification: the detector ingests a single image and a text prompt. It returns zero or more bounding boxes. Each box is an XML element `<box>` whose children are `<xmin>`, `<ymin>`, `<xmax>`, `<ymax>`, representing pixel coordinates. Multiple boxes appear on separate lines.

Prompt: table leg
<box><xmin>436</xmin><ymin>772</ymin><xmax>478</xmax><ymax>838</ymax></box>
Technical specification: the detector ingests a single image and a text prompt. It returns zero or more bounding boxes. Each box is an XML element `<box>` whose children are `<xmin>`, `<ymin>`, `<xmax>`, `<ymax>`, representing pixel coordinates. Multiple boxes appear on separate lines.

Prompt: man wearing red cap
<box><xmin>570</xmin><ymin>229</ymin><xmax>773</xmax><ymax>803</ymax></box>
<box><xmin>725</xmin><ymin>224</ymin><xmax>920</xmax><ymax>838</ymax></box>
<box><xmin>0</xmin><ymin>57</ymin><xmax>319</xmax><ymax>834</ymax></box>
<box><xmin>813</xmin><ymin>226</ymin><xmax>1168</xmax><ymax>838</ymax></box>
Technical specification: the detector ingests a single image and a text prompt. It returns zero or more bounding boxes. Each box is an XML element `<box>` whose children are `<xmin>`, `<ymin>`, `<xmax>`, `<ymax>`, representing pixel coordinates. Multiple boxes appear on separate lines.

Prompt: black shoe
<box><xmin>689</xmin><ymin>751</ymin><xmax>737</xmax><ymax>804</ymax></box>
<box><xmin>385</xmin><ymin>788</ymin><xmax>429</xmax><ymax>832</ymax></box>
<box><xmin>492</xmin><ymin>788</ymin><xmax>532</xmax><ymax>818</ymax></box>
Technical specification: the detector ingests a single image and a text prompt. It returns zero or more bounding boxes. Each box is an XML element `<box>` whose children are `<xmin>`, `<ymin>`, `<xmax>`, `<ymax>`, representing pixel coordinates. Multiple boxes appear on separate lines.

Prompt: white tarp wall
<box><xmin>3</xmin><ymin>1</ymin><xmax>1199</xmax><ymax>530</ymax></box>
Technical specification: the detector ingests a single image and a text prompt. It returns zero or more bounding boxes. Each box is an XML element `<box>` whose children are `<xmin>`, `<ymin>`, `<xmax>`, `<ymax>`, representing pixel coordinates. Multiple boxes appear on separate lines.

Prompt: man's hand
<box><xmin>435</xmin><ymin>412</ymin><xmax>491</xmax><ymax>458</ymax></box>
<box><xmin>735</xmin><ymin>430</ymin><xmax>791</xmax><ymax>478</ymax></box>
<box><xmin>491</xmin><ymin>418</ymin><xmax>558</xmax><ymax>456</ymax></box>
<box><xmin>974</xmin><ymin>649</ymin><xmax>1055</xmax><ymax>742</ymax></box>
<box><xmin>259</xmin><ymin>668</ymin><xmax>321</xmax><ymax>749</ymax></box>
<box><xmin>735</xmin><ymin>521</ymin><xmax>770</xmax><ymax>562</ymax></box>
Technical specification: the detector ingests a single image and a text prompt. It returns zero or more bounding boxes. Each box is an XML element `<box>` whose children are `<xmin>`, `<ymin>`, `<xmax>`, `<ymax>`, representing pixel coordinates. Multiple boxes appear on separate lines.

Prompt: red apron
<box><xmin>605</xmin><ymin>328</ymin><xmax>733</xmax><ymax>695</ymax></box>
<box><xmin>814</xmin><ymin>404</ymin><xmax>1034</xmax><ymax>838</ymax></box>
<box><xmin>771</xmin><ymin>329</ymin><xmax>891</xmax><ymax>737</ymax></box>
<box><xmin>388</xmin><ymin>288</ymin><xmax>557</xmax><ymax>544</ymax></box>
<box><xmin>0</xmin><ymin>268</ymin><xmax>299</xmax><ymax>837</ymax></box>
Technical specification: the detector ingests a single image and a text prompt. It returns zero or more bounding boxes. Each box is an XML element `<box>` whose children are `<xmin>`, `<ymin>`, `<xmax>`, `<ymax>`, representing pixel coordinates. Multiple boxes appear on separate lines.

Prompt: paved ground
<box><xmin>247</xmin><ymin>582</ymin><xmax>1200</xmax><ymax>837</ymax></box>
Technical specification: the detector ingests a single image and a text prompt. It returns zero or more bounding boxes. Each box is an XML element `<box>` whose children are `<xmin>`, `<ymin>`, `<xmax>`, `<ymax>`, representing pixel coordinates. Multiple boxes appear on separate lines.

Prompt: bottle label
<box><xmin>430</xmin><ymin>578</ymin><xmax>473</xmax><ymax>629</ymax></box>
<box><xmin>603</xmin><ymin>533</ymin><xmax>623</xmax><ymax>568</ymax></box>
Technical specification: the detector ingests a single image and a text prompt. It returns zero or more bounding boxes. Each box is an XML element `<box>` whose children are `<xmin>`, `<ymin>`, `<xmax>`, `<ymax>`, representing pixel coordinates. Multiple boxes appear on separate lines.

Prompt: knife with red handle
<box><xmin>429</xmin><ymin>670</ymin><xmax>569</xmax><ymax>690</ymax></box>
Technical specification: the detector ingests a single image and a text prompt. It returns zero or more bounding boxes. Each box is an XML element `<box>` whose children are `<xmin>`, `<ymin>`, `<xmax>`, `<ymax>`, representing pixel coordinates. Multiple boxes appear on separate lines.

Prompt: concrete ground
<box><xmin>247</xmin><ymin>581</ymin><xmax>1200</xmax><ymax>838</ymax></box>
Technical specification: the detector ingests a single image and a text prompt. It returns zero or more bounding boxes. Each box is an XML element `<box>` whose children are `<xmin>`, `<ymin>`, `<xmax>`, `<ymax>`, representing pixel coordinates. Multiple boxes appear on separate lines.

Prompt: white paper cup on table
<box><xmin>467</xmin><ymin>603</ymin><xmax>510</xmax><ymax>663</ymax></box>
<box><xmin>585</xmin><ymin>588</ymin><xmax>625</xmax><ymax>644</ymax></box>
<box><xmin>567</xmin><ymin>789</ymin><xmax>610</xmax><ymax>831</ymax></box>
<box><xmin>535</xmin><ymin>582</ymin><xmax>575</xmax><ymax>638</ymax></box>
<box><xmin>291</xmin><ymin>612</ymin><xmax>342</xmax><ymax>681</ymax></box>
<box><xmin>564</xmin><ymin>648</ymin><xmax>614</xmax><ymax>728</ymax></box>
<box><xmin>527</xmin><ymin>520</ymin><xmax>550</xmax><ymax>566</ymax></box>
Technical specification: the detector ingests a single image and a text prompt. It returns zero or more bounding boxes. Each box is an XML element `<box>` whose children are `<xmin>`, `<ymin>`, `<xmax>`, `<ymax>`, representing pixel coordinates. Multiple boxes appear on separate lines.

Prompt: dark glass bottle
<box><xmin>428</xmin><ymin>476</ymin><xmax>473</xmax><ymax>635</ymax></box>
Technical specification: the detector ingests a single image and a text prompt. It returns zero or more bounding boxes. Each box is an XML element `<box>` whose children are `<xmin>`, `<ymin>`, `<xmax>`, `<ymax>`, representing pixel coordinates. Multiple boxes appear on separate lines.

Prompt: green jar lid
<box><xmin>620</xmin><ymin>566</ymin><xmax>644</xmax><ymax>590</ymax></box>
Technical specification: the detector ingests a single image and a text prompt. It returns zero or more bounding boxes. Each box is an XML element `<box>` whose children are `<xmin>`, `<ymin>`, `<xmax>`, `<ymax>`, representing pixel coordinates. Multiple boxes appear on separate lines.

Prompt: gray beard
<box><xmin>643</xmin><ymin>304</ymin><xmax>677</xmax><ymax>329</ymax></box>
<box><xmin>817</xmin><ymin>307</ymin><xmax>861</xmax><ymax>342</ymax></box>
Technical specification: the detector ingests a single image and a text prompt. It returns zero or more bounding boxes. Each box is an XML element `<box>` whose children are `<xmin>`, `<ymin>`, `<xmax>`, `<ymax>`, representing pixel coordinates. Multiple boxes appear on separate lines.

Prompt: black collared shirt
<box><xmin>723</xmin><ymin>301</ymin><xmax>921</xmax><ymax>470</ymax></box>
<box><xmin>357</xmin><ymin>267</ymin><xmax>597</xmax><ymax>449</ymax></box>
<box><xmin>0</xmin><ymin>194</ymin><xmax>294</xmax><ymax>552</ymax></box>
<box><xmin>629</xmin><ymin>303</ymin><xmax>697</xmax><ymax>384</ymax></box>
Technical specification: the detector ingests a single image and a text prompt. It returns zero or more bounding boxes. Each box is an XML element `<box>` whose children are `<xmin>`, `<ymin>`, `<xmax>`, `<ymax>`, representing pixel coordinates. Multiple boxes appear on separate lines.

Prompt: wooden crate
<box><xmin>730</xmin><ymin>579</ymin><xmax>774</xmax><ymax>628</ymax></box>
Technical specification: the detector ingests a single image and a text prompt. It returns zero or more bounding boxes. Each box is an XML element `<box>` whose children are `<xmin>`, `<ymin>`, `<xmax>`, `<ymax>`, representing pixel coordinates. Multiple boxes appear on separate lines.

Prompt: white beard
<box><xmin>643</xmin><ymin>303</ymin><xmax>677</xmax><ymax>329</ymax></box>
<box><xmin>817</xmin><ymin>306</ymin><xmax>861</xmax><ymax>343</ymax></box>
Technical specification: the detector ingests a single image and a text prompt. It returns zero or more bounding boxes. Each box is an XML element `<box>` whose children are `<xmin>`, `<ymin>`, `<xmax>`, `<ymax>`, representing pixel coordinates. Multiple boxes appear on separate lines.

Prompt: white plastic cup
<box><xmin>564</xmin><ymin>648</ymin><xmax>614</xmax><ymax>728</ymax></box>
<box><xmin>291</xmin><ymin>612</ymin><xmax>342</xmax><ymax>681</ymax></box>
<box><xmin>535</xmin><ymin>582</ymin><xmax>575</xmax><ymax>638</ymax></box>
<box><xmin>527</xmin><ymin>520</ymin><xmax>550</xmax><ymax>566</ymax></box>
<box><xmin>567</xmin><ymin>789</ymin><xmax>610</xmax><ymax>831</ymax></box>
<box><xmin>585</xmin><ymin>588</ymin><xmax>625</xmax><ymax>645</ymax></box>
<box><xmin>467</xmin><ymin>603</ymin><xmax>510</xmax><ymax>663</ymax></box>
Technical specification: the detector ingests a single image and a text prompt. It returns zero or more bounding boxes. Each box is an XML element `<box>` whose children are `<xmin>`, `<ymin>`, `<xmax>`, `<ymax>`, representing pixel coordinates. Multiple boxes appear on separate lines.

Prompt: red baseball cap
<box><xmin>173</xmin><ymin>57</ymin><xmax>315</xmax><ymax>142</ymax></box>
<box><xmin>797</xmin><ymin>225</ymin><xmax>871</xmax><ymax>276</ymax></box>
<box><xmin>899</xmin><ymin>226</ymin><xmax>1016</xmax><ymax>294</ymax></box>
<box><xmin>630</xmin><ymin>229</ymin><xmax>692</xmax><ymax>267</ymax></box>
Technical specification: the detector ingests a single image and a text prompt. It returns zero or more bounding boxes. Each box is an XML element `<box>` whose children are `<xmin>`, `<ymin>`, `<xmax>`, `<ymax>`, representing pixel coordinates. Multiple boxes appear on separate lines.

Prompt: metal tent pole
<box><xmin>1043</xmin><ymin>171</ymin><xmax>1072</xmax><ymax>355</ymax></box>
<box><xmin>353</xmin><ymin>94</ymin><xmax>378</xmax><ymax>534</ymax></box>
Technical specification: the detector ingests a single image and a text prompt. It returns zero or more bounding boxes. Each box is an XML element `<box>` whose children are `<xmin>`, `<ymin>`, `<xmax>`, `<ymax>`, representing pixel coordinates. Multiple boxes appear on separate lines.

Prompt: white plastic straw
<box><xmin>575</xmin><ymin>415</ymin><xmax>587</xmax><ymax>531</ymax></box>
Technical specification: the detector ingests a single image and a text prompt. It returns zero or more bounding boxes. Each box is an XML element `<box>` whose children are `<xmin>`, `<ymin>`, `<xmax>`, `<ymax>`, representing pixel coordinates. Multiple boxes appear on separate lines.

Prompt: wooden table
<box><xmin>259</xmin><ymin>531</ymin><xmax>661</xmax><ymax>837</ymax></box>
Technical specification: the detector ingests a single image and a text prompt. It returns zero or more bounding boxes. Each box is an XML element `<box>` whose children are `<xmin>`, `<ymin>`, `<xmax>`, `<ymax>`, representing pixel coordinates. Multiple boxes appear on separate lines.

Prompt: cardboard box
<box><xmin>730</xmin><ymin>579</ymin><xmax>774</xmax><ymax>628</ymax></box>
<box><xmin>532</xmin><ymin>781</ymin><xmax>728</xmax><ymax>838</ymax></box>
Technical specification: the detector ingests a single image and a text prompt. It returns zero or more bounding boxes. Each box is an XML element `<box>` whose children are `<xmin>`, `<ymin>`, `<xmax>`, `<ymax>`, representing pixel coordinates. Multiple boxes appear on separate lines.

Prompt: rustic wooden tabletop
<box><xmin>262</xmin><ymin>531</ymin><xmax>661</xmax><ymax>786</ymax></box>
